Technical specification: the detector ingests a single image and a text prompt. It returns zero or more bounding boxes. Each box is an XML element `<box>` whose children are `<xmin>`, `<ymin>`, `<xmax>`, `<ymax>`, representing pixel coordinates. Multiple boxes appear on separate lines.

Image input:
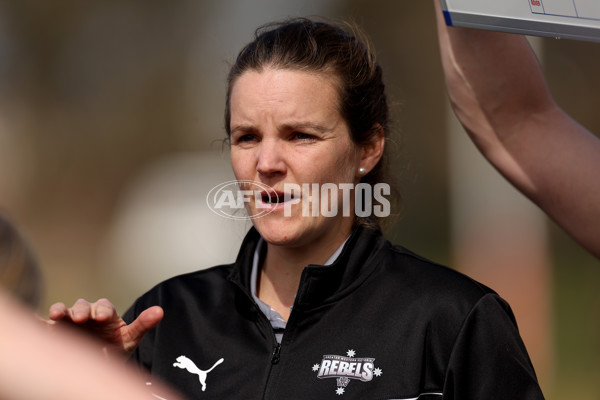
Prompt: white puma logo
<box><xmin>173</xmin><ymin>355</ymin><xmax>224</xmax><ymax>392</ymax></box>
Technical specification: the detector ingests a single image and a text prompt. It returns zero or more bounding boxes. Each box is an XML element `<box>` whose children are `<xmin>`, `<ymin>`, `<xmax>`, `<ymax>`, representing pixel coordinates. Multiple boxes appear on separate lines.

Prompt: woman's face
<box><xmin>229</xmin><ymin>67</ymin><xmax>363</xmax><ymax>248</ymax></box>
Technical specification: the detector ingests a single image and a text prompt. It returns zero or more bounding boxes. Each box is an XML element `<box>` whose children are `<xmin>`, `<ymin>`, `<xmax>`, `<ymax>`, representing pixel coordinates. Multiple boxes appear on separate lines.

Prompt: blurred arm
<box><xmin>1</xmin><ymin>291</ymin><xmax>182</xmax><ymax>400</ymax></box>
<box><xmin>435</xmin><ymin>0</ymin><xmax>600</xmax><ymax>258</ymax></box>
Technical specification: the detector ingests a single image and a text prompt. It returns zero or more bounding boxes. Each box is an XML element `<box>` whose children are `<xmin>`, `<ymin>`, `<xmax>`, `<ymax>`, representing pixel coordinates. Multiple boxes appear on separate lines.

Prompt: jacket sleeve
<box><xmin>443</xmin><ymin>293</ymin><xmax>545</xmax><ymax>400</ymax></box>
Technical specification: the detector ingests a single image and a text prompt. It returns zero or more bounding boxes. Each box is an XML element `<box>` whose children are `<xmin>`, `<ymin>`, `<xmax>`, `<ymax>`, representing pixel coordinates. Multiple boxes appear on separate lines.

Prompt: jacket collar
<box><xmin>228</xmin><ymin>225</ymin><xmax>388</xmax><ymax>308</ymax></box>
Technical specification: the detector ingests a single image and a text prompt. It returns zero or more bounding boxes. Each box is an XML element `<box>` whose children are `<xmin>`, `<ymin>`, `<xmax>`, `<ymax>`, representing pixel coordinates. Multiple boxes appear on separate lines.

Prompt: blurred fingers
<box><xmin>69</xmin><ymin>298</ymin><xmax>93</xmax><ymax>323</ymax></box>
<box><xmin>91</xmin><ymin>298</ymin><xmax>117</xmax><ymax>322</ymax></box>
<box><xmin>48</xmin><ymin>302</ymin><xmax>68</xmax><ymax>321</ymax></box>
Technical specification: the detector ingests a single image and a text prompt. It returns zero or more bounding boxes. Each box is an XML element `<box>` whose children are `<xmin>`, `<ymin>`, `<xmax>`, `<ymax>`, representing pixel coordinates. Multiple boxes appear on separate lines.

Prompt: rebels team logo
<box><xmin>312</xmin><ymin>349</ymin><xmax>382</xmax><ymax>395</ymax></box>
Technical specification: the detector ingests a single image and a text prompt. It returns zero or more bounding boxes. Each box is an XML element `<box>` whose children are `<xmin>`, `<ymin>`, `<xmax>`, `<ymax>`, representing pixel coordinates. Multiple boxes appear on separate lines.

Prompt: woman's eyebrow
<box><xmin>230</xmin><ymin>122</ymin><xmax>335</xmax><ymax>135</ymax></box>
<box><xmin>279</xmin><ymin>122</ymin><xmax>333</xmax><ymax>133</ymax></box>
<box><xmin>230</xmin><ymin>124</ymin><xmax>256</xmax><ymax>135</ymax></box>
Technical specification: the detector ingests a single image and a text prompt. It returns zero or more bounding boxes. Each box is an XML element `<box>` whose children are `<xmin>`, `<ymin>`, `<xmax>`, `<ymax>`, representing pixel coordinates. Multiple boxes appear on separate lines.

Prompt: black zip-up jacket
<box><xmin>124</xmin><ymin>226</ymin><xmax>544</xmax><ymax>400</ymax></box>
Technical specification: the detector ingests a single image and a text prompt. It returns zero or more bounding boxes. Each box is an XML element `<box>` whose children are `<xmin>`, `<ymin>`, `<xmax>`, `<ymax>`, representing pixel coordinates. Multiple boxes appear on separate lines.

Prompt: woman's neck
<box><xmin>256</xmin><ymin>229</ymin><xmax>350</xmax><ymax>321</ymax></box>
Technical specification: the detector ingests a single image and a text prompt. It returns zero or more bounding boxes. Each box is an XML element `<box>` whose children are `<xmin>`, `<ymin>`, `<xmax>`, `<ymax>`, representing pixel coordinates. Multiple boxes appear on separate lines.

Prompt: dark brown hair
<box><xmin>224</xmin><ymin>18</ymin><xmax>397</xmax><ymax>229</ymax></box>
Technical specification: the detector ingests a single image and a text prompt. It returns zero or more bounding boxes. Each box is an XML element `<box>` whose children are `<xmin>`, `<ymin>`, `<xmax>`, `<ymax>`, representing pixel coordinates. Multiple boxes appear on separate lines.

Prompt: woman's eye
<box><xmin>291</xmin><ymin>131</ymin><xmax>316</xmax><ymax>141</ymax></box>
<box><xmin>235</xmin><ymin>134</ymin><xmax>258</xmax><ymax>144</ymax></box>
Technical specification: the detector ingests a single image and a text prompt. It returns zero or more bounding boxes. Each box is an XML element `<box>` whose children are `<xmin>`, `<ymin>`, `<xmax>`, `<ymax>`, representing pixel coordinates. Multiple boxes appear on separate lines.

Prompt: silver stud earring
<box><xmin>358</xmin><ymin>167</ymin><xmax>366</xmax><ymax>176</ymax></box>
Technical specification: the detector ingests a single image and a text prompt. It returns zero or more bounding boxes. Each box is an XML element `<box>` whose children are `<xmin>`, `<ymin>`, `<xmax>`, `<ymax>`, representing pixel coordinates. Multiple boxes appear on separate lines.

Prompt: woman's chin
<box><xmin>252</xmin><ymin>218</ymin><xmax>305</xmax><ymax>247</ymax></box>
<box><xmin>256</xmin><ymin>229</ymin><xmax>298</xmax><ymax>247</ymax></box>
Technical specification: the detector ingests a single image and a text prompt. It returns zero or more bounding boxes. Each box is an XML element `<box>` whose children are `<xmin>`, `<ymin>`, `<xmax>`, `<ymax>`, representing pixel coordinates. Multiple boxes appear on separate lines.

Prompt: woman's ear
<box><xmin>356</xmin><ymin>125</ymin><xmax>385</xmax><ymax>178</ymax></box>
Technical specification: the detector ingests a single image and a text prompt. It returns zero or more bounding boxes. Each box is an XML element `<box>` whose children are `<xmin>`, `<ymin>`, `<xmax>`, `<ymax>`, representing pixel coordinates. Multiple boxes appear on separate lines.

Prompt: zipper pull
<box><xmin>271</xmin><ymin>343</ymin><xmax>281</xmax><ymax>364</ymax></box>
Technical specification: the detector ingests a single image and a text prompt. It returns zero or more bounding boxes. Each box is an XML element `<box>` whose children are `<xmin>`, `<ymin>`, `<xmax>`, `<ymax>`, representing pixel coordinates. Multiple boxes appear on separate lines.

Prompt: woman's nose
<box><xmin>256</xmin><ymin>138</ymin><xmax>286</xmax><ymax>177</ymax></box>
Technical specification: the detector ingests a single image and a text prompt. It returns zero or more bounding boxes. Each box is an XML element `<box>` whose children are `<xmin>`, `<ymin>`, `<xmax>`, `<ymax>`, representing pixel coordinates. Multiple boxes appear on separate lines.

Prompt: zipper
<box><xmin>271</xmin><ymin>342</ymin><xmax>281</xmax><ymax>364</ymax></box>
<box><xmin>263</xmin><ymin>277</ymin><xmax>309</xmax><ymax>399</ymax></box>
<box><xmin>229</xmin><ymin>277</ymin><xmax>284</xmax><ymax>364</ymax></box>
<box><xmin>259</xmin><ymin>304</ymin><xmax>284</xmax><ymax>399</ymax></box>
<box><xmin>228</xmin><ymin>273</ymin><xmax>304</xmax><ymax>398</ymax></box>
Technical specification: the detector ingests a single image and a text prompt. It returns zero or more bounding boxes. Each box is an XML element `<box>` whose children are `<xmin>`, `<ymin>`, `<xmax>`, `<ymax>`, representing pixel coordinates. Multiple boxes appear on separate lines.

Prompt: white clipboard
<box><xmin>440</xmin><ymin>0</ymin><xmax>600</xmax><ymax>42</ymax></box>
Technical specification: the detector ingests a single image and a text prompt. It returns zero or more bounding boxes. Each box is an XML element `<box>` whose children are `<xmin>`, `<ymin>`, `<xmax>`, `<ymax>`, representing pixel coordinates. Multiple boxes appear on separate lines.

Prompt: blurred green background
<box><xmin>0</xmin><ymin>1</ymin><xmax>598</xmax><ymax>398</ymax></box>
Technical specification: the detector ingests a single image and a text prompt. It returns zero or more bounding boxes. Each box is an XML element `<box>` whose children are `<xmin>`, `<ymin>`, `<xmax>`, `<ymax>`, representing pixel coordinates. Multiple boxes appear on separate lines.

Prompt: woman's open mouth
<box><xmin>259</xmin><ymin>190</ymin><xmax>300</xmax><ymax>209</ymax></box>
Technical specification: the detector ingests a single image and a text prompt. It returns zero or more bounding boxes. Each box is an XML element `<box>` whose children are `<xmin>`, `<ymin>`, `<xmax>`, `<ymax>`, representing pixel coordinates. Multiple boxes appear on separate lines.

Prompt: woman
<box><xmin>50</xmin><ymin>18</ymin><xmax>544</xmax><ymax>399</ymax></box>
